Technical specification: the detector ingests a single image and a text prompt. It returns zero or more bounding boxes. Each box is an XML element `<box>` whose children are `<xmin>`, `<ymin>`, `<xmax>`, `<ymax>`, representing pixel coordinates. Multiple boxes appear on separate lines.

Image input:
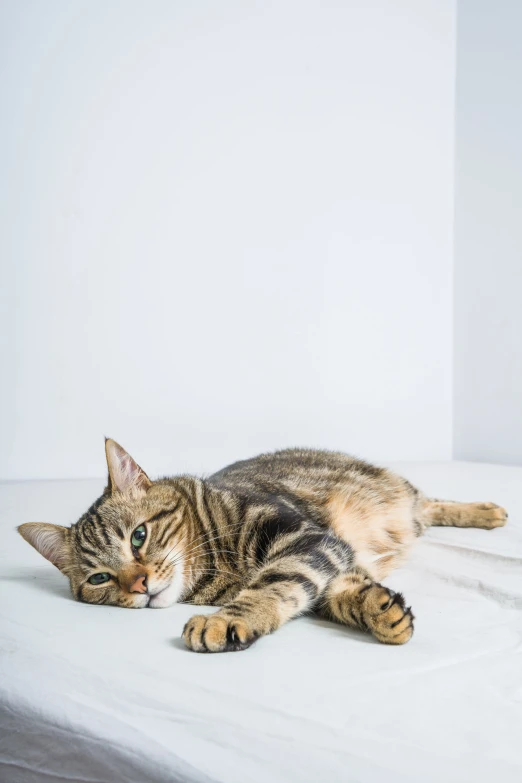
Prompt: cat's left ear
<box><xmin>105</xmin><ymin>438</ymin><xmax>152</xmax><ymax>497</ymax></box>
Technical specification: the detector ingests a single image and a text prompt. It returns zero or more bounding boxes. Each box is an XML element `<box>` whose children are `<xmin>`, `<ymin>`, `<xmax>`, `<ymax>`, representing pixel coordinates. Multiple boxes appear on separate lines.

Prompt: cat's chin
<box><xmin>147</xmin><ymin>578</ymin><xmax>183</xmax><ymax>608</ymax></box>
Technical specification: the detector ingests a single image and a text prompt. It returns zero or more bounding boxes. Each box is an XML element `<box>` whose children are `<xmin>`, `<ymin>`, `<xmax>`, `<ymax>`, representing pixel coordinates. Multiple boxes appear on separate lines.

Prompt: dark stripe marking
<box><xmin>147</xmin><ymin>502</ymin><xmax>180</xmax><ymax>525</ymax></box>
<box><xmin>253</xmin><ymin>571</ymin><xmax>318</xmax><ymax>600</ymax></box>
<box><xmin>78</xmin><ymin>543</ymin><xmax>99</xmax><ymax>559</ymax></box>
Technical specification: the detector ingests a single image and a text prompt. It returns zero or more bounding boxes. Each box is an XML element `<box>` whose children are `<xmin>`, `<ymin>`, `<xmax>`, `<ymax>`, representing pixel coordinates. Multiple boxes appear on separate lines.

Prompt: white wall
<box><xmin>454</xmin><ymin>0</ymin><xmax>522</xmax><ymax>465</ymax></box>
<box><xmin>0</xmin><ymin>0</ymin><xmax>456</xmax><ymax>480</ymax></box>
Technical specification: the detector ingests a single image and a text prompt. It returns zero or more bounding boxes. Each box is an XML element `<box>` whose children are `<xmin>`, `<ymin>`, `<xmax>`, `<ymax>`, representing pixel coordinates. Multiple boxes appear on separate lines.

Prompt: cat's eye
<box><xmin>88</xmin><ymin>572</ymin><xmax>111</xmax><ymax>585</ymax></box>
<box><xmin>131</xmin><ymin>524</ymin><xmax>147</xmax><ymax>549</ymax></box>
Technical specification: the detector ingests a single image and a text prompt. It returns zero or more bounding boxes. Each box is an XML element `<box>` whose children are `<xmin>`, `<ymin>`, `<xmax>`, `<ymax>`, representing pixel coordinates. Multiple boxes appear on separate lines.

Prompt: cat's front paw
<box><xmin>362</xmin><ymin>585</ymin><xmax>414</xmax><ymax>645</ymax></box>
<box><xmin>182</xmin><ymin>613</ymin><xmax>258</xmax><ymax>653</ymax></box>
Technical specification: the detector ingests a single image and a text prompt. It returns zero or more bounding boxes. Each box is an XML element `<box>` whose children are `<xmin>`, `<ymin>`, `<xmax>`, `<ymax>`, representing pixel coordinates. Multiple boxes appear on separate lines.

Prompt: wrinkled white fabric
<box><xmin>1</xmin><ymin>462</ymin><xmax>521</xmax><ymax>783</ymax></box>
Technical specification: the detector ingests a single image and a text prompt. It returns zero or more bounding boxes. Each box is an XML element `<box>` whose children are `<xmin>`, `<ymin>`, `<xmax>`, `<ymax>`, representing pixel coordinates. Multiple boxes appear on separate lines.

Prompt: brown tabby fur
<box><xmin>18</xmin><ymin>440</ymin><xmax>508</xmax><ymax>652</ymax></box>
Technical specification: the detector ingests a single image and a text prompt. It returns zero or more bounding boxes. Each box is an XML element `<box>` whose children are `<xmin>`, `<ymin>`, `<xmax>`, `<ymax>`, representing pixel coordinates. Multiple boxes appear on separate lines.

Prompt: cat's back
<box><xmin>208</xmin><ymin>447</ymin><xmax>404</xmax><ymax>500</ymax></box>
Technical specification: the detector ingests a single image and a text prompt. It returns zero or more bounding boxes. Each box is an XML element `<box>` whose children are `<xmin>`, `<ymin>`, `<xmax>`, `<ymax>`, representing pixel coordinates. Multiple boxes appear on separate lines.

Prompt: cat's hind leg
<box><xmin>320</xmin><ymin>570</ymin><xmax>414</xmax><ymax>645</ymax></box>
<box><xmin>417</xmin><ymin>499</ymin><xmax>508</xmax><ymax>530</ymax></box>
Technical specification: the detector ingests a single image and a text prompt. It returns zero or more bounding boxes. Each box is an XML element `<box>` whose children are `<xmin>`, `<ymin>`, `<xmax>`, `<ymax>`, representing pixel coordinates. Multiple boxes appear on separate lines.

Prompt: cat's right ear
<box><xmin>18</xmin><ymin>522</ymin><xmax>69</xmax><ymax>572</ymax></box>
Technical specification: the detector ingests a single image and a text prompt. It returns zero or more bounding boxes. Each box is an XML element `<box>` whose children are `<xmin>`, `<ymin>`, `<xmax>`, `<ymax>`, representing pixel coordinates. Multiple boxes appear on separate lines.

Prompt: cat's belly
<box><xmin>325</xmin><ymin>491</ymin><xmax>417</xmax><ymax>581</ymax></box>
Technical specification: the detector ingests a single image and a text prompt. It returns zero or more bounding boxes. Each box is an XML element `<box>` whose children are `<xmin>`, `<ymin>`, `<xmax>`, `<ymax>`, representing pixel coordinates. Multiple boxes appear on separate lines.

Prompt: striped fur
<box><xmin>18</xmin><ymin>440</ymin><xmax>508</xmax><ymax>652</ymax></box>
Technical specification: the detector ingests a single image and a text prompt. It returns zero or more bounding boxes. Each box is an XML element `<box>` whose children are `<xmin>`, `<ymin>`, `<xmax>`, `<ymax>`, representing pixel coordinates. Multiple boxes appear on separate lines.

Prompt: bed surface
<box><xmin>1</xmin><ymin>461</ymin><xmax>521</xmax><ymax>783</ymax></box>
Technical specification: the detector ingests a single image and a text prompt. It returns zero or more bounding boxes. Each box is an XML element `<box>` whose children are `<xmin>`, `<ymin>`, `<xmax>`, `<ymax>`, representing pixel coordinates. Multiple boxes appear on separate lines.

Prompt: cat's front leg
<box><xmin>182</xmin><ymin>558</ymin><xmax>328</xmax><ymax>653</ymax></box>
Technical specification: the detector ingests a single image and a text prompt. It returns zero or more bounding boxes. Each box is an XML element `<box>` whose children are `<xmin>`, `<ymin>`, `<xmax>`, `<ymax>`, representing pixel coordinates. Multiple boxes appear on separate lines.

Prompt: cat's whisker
<box><xmin>183</xmin><ymin>567</ymin><xmax>239</xmax><ymax>579</ymax></box>
<box><xmin>178</xmin><ymin>517</ymin><xmax>248</xmax><ymax>551</ymax></box>
<box><xmin>168</xmin><ymin>548</ymin><xmax>237</xmax><ymax>572</ymax></box>
<box><xmin>162</xmin><ymin>529</ymin><xmax>239</xmax><ymax>567</ymax></box>
<box><xmin>157</xmin><ymin>518</ymin><xmax>244</xmax><ymax>567</ymax></box>
<box><xmin>173</xmin><ymin>523</ymin><xmax>247</xmax><ymax>559</ymax></box>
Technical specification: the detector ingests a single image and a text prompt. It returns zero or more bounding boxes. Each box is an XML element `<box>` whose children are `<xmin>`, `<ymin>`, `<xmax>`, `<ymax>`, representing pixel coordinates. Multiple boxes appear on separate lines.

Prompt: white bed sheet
<box><xmin>1</xmin><ymin>461</ymin><xmax>521</xmax><ymax>783</ymax></box>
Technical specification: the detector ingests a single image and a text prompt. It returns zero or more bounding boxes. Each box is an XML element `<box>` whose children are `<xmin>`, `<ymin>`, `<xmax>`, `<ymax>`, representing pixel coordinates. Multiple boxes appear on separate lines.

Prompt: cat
<box><xmin>18</xmin><ymin>439</ymin><xmax>508</xmax><ymax>652</ymax></box>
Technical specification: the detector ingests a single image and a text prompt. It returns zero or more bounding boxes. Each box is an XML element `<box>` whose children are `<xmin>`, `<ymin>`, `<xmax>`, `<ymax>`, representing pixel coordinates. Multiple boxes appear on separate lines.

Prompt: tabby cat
<box><xmin>18</xmin><ymin>439</ymin><xmax>507</xmax><ymax>652</ymax></box>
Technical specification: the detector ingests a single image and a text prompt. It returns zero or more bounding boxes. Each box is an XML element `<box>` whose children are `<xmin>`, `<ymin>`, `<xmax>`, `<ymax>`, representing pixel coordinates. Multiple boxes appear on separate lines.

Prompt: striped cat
<box><xmin>18</xmin><ymin>439</ymin><xmax>507</xmax><ymax>652</ymax></box>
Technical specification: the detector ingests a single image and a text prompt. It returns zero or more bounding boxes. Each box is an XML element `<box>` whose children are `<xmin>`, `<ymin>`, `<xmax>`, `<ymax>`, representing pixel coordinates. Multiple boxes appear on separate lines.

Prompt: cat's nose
<box><xmin>129</xmin><ymin>574</ymin><xmax>148</xmax><ymax>594</ymax></box>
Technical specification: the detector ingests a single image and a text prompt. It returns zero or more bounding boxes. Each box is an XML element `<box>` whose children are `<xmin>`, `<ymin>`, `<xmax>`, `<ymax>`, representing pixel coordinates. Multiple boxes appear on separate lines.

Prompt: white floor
<box><xmin>1</xmin><ymin>461</ymin><xmax>521</xmax><ymax>783</ymax></box>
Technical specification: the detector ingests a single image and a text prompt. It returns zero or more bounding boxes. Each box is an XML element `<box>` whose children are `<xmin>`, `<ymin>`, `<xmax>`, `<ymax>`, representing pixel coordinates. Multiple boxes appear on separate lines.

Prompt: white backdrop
<box><xmin>0</xmin><ymin>0</ymin><xmax>456</xmax><ymax>480</ymax></box>
<box><xmin>454</xmin><ymin>0</ymin><xmax>522</xmax><ymax>467</ymax></box>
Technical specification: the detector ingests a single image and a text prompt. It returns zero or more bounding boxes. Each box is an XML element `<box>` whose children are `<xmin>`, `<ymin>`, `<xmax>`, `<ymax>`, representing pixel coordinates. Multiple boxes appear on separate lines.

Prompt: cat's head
<box><xmin>18</xmin><ymin>439</ymin><xmax>189</xmax><ymax>608</ymax></box>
